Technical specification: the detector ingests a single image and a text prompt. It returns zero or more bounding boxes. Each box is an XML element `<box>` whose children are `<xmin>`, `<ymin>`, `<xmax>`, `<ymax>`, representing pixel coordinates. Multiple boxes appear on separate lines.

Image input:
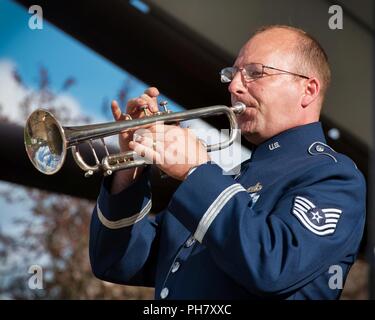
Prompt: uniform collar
<box><xmin>249</xmin><ymin>122</ymin><xmax>326</xmax><ymax>162</ymax></box>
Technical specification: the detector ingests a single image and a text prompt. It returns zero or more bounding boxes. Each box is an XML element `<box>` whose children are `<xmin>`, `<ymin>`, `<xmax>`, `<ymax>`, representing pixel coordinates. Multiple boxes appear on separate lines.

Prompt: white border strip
<box><xmin>296</xmin><ymin>196</ymin><xmax>316</xmax><ymax>209</ymax></box>
<box><xmin>194</xmin><ymin>184</ymin><xmax>246</xmax><ymax>243</ymax></box>
<box><xmin>322</xmin><ymin>208</ymin><xmax>342</xmax><ymax>214</ymax></box>
<box><xmin>292</xmin><ymin>210</ymin><xmax>336</xmax><ymax>236</ymax></box>
<box><xmin>97</xmin><ymin>200</ymin><xmax>152</xmax><ymax>229</ymax></box>
<box><xmin>293</xmin><ymin>209</ymin><xmax>336</xmax><ymax>231</ymax></box>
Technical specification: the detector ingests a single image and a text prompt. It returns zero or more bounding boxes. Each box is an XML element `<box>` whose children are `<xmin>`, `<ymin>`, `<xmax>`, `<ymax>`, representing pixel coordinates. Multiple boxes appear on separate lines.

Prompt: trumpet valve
<box><xmin>84</xmin><ymin>170</ymin><xmax>94</xmax><ymax>178</ymax></box>
<box><xmin>139</xmin><ymin>105</ymin><xmax>148</xmax><ymax>116</ymax></box>
<box><xmin>159</xmin><ymin>100</ymin><xmax>171</xmax><ymax>113</ymax></box>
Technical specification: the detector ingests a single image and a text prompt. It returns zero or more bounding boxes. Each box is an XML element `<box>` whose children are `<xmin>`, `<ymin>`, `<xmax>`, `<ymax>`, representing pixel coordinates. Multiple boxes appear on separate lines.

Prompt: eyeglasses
<box><xmin>220</xmin><ymin>63</ymin><xmax>309</xmax><ymax>83</ymax></box>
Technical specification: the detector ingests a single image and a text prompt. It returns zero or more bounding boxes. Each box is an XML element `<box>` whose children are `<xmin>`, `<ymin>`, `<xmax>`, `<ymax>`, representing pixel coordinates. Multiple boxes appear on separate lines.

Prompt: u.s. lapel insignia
<box><xmin>247</xmin><ymin>182</ymin><xmax>263</xmax><ymax>193</ymax></box>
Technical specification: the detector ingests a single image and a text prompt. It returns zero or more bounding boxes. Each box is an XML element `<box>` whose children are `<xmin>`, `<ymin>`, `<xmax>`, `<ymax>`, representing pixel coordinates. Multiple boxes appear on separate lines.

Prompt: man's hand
<box><xmin>111</xmin><ymin>87</ymin><xmax>160</xmax><ymax>153</ymax></box>
<box><xmin>110</xmin><ymin>87</ymin><xmax>160</xmax><ymax>194</ymax></box>
<box><xmin>129</xmin><ymin>124</ymin><xmax>210</xmax><ymax>181</ymax></box>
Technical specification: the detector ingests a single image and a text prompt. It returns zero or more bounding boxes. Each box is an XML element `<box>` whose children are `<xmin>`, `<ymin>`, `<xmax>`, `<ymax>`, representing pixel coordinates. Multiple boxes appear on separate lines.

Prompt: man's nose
<box><xmin>228</xmin><ymin>71</ymin><xmax>246</xmax><ymax>95</ymax></box>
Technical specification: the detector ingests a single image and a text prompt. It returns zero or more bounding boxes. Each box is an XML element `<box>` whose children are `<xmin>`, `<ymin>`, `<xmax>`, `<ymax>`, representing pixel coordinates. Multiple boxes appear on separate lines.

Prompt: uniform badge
<box><xmin>247</xmin><ymin>183</ymin><xmax>262</xmax><ymax>208</ymax></box>
<box><xmin>246</xmin><ymin>182</ymin><xmax>262</xmax><ymax>193</ymax></box>
<box><xmin>269</xmin><ymin>141</ymin><xmax>280</xmax><ymax>150</ymax></box>
<box><xmin>249</xmin><ymin>193</ymin><xmax>260</xmax><ymax>208</ymax></box>
<box><xmin>292</xmin><ymin>196</ymin><xmax>342</xmax><ymax>236</ymax></box>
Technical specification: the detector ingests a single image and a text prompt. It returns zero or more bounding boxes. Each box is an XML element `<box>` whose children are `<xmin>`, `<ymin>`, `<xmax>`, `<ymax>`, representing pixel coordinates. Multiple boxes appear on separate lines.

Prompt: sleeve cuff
<box><xmin>97</xmin><ymin>167</ymin><xmax>152</xmax><ymax>227</ymax></box>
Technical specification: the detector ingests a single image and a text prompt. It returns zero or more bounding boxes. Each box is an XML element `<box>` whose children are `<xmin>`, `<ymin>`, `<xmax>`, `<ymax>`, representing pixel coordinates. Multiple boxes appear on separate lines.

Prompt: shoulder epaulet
<box><xmin>308</xmin><ymin>142</ymin><xmax>337</xmax><ymax>163</ymax></box>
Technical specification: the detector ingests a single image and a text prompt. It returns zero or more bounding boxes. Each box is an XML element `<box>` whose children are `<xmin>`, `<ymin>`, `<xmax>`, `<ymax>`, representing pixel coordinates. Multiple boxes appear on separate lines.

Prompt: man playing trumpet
<box><xmin>89</xmin><ymin>25</ymin><xmax>366</xmax><ymax>300</ymax></box>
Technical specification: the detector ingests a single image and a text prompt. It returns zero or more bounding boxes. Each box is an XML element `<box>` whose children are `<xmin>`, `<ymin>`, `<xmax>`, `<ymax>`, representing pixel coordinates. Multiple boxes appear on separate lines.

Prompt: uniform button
<box><xmin>185</xmin><ymin>236</ymin><xmax>196</xmax><ymax>248</ymax></box>
<box><xmin>171</xmin><ymin>261</ymin><xmax>180</xmax><ymax>273</ymax></box>
<box><xmin>315</xmin><ymin>145</ymin><xmax>325</xmax><ymax>152</ymax></box>
<box><xmin>160</xmin><ymin>287</ymin><xmax>169</xmax><ymax>299</ymax></box>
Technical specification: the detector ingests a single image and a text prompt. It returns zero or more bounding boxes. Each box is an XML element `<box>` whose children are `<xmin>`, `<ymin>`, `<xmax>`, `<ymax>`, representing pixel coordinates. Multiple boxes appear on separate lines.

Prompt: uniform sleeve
<box><xmin>168</xmin><ymin>162</ymin><xmax>366</xmax><ymax>296</ymax></box>
<box><xmin>89</xmin><ymin>168</ymin><xmax>160</xmax><ymax>287</ymax></box>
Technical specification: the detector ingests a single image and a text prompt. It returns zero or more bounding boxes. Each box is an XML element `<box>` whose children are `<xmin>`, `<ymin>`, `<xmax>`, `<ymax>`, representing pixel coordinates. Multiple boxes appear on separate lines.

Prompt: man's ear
<box><xmin>301</xmin><ymin>78</ymin><xmax>320</xmax><ymax>107</ymax></box>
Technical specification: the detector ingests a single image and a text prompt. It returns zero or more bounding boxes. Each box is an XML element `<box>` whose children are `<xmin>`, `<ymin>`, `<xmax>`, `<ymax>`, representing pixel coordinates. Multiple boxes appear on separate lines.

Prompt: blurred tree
<box><xmin>101</xmin><ymin>77</ymin><xmax>135</xmax><ymax>120</ymax></box>
<box><xmin>0</xmin><ymin>66</ymin><xmax>153</xmax><ymax>299</ymax></box>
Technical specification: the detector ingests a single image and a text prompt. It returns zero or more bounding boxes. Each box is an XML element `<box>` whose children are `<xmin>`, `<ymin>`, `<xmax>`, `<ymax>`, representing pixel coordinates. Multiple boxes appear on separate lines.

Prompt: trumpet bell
<box><xmin>24</xmin><ymin>102</ymin><xmax>245</xmax><ymax>176</ymax></box>
<box><xmin>24</xmin><ymin>109</ymin><xmax>67</xmax><ymax>175</ymax></box>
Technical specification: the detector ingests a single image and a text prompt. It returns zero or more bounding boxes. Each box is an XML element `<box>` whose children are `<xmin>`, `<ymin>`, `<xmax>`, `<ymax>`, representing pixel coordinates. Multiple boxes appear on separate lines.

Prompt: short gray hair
<box><xmin>254</xmin><ymin>25</ymin><xmax>331</xmax><ymax>99</ymax></box>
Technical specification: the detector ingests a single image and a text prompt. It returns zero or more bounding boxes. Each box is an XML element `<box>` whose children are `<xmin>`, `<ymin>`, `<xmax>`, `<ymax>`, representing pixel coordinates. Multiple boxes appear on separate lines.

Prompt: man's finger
<box><xmin>111</xmin><ymin>100</ymin><xmax>122</xmax><ymax>121</ymax></box>
<box><xmin>127</xmin><ymin>98</ymin><xmax>148</xmax><ymax>112</ymax></box>
<box><xmin>134</xmin><ymin>134</ymin><xmax>153</xmax><ymax>147</ymax></box>
<box><xmin>129</xmin><ymin>141</ymin><xmax>161</xmax><ymax>163</ymax></box>
<box><xmin>140</xmin><ymin>94</ymin><xmax>159</xmax><ymax>113</ymax></box>
<box><xmin>144</xmin><ymin>87</ymin><xmax>159</xmax><ymax>98</ymax></box>
<box><xmin>144</xmin><ymin>87</ymin><xmax>160</xmax><ymax>113</ymax></box>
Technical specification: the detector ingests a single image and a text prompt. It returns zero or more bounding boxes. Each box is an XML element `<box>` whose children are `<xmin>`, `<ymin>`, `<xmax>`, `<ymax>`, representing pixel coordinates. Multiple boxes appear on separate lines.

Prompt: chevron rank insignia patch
<box><xmin>292</xmin><ymin>196</ymin><xmax>342</xmax><ymax>236</ymax></box>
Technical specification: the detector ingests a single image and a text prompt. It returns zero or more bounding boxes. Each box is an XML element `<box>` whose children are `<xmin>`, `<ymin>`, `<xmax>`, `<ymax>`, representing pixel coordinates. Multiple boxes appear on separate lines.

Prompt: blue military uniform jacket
<box><xmin>89</xmin><ymin>122</ymin><xmax>366</xmax><ymax>299</ymax></box>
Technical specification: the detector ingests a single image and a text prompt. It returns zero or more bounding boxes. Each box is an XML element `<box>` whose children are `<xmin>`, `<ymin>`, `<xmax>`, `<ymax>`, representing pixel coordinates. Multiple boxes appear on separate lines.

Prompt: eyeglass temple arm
<box><xmin>263</xmin><ymin>65</ymin><xmax>309</xmax><ymax>79</ymax></box>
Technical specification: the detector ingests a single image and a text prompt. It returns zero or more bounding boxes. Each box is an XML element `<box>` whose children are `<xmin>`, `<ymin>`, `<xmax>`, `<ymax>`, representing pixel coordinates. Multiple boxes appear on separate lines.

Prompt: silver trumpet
<box><xmin>24</xmin><ymin>102</ymin><xmax>245</xmax><ymax>177</ymax></box>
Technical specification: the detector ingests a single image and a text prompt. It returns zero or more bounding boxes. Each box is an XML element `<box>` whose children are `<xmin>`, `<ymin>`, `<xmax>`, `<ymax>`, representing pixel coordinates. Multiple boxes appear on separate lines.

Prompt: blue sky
<box><xmin>0</xmin><ymin>0</ymin><xmax>249</xmax><ymax>238</ymax></box>
<box><xmin>0</xmin><ymin>2</ymin><xmax>249</xmax><ymax>296</ymax></box>
<box><xmin>0</xmin><ymin>0</ymin><xmax>181</xmax><ymax>119</ymax></box>
<box><xmin>0</xmin><ymin>0</ymin><xmax>183</xmax><ymax>235</ymax></box>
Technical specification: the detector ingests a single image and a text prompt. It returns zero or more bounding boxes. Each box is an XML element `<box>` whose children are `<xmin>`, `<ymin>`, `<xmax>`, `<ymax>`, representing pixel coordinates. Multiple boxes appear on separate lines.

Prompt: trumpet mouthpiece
<box><xmin>232</xmin><ymin>102</ymin><xmax>246</xmax><ymax>114</ymax></box>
